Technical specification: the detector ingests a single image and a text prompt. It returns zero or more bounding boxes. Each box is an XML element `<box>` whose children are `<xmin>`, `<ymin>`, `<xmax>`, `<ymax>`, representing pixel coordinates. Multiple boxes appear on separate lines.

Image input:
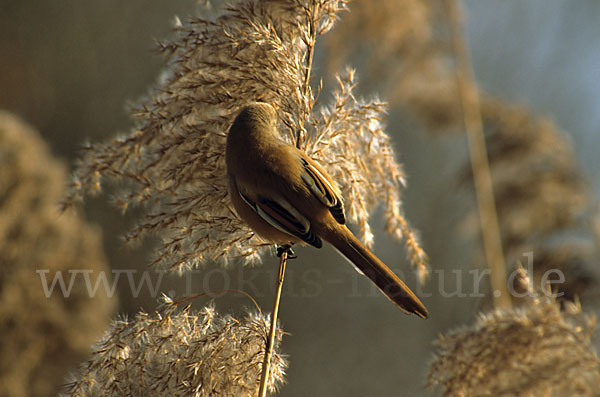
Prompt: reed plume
<box><xmin>63</xmin><ymin>297</ymin><xmax>286</xmax><ymax>396</ymax></box>
<box><xmin>474</xmin><ymin>100</ymin><xmax>600</xmax><ymax>304</ymax></box>
<box><xmin>64</xmin><ymin>0</ymin><xmax>429</xmax><ymax>281</ymax></box>
<box><xmin>0</xmin><ymin>111</ymin><xmax>115</xmax><ymax>397</ymax></box>
<box><xmin>428</xmin><ymin>268</ymin><xmax>600</xmax><ymax>396</ymax></box>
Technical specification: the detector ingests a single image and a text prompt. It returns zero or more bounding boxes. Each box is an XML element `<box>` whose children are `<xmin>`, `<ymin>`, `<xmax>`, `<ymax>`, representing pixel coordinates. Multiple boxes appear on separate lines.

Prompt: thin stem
<box><xmin>258</xmin><ymin>251</ymin><xmax>288</xmax><ymax>397</ymax></box>
<box><xmin>444</xmin><ymin>0</ymin><xmax>512</xmax><ymax>309</ymax></box>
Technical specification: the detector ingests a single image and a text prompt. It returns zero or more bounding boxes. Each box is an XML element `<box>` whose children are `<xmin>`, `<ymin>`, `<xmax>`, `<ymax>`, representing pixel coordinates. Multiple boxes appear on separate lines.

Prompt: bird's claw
<box><xmin>276</xmin><ymin>244</ymin><xmax>297</xmax><ymax>259</ymax></box>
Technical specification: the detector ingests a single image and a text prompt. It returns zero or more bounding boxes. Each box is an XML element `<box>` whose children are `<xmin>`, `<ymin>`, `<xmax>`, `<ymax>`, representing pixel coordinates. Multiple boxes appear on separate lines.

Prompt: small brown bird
<box><xmin>225</xmin><ymin>102</ymin><xmax>428</xmax><ymax>318</ymax></box>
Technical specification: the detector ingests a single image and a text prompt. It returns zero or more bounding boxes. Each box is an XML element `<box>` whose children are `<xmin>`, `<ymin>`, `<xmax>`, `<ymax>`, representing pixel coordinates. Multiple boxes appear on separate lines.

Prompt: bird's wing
<box><xmin>238</xmin><ymin>187</ymin><xmax>323</xmax><ymax>248</ymax></box>
<box><xmin>300</xmin><ymin>157</ymin><xmax>346</xmax><ymax>224</ymax></box>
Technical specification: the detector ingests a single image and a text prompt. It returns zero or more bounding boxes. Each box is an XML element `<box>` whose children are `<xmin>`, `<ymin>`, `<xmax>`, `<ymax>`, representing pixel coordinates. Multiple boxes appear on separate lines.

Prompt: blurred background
<box><xmin>1</xmin><ymin>0</ymin><xmax>599</xmax><ymax>396</ymax></box>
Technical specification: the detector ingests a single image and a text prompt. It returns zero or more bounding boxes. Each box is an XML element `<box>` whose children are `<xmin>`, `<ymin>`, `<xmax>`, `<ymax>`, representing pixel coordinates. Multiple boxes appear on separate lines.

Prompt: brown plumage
<box><xmin>226</xmin><ymin>102</ymin><xmax>428</xmax><ymax>318</ymax></box>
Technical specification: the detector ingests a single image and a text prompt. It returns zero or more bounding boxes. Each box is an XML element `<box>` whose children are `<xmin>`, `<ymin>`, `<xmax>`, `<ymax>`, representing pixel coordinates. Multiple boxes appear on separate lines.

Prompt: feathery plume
<box><xmin>0</xmin><ymin>111</ymin><xmax>115</xmax><ymax>397</ymax></box>
<box><xmin>476</xmin><ymin>100</ymin><xmax>600</xmax><ymax>304</ymax></box>
<box><xmin>428</xmin><ymin>268</ymin><xmax>600</xmax><ymax>396</ymax></box>
<box><xmin>64</xmin><ymin>0</ymin><xmax>429</xmax><ymax>280</ymax></box>
<box><xmin>63</xmin><ymin>298</ymin><xmax>287</xmax><ymax>397</ymax></box>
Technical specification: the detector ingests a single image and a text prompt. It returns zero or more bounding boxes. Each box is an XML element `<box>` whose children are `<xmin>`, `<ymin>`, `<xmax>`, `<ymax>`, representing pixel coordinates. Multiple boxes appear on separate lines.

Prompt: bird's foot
<box><xmin>276</xmin><ymin>244</ymin><xmax>296</xmax><ymax>259</ymax></box>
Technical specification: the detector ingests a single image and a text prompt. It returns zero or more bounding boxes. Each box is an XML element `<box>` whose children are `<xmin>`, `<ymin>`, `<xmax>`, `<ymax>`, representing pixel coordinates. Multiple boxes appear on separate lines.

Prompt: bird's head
<box><xmin>230</xmin><ymin>102</ymin><xmax>278</xmax><ymax>139</ymax></box>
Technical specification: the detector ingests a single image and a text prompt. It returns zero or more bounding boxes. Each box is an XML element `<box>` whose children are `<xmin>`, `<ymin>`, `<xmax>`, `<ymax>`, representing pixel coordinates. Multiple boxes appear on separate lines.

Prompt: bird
<box><xmin>225</xmin><ymin>102</ymin><xmax>428</xmax><ymax>318</ymax></box>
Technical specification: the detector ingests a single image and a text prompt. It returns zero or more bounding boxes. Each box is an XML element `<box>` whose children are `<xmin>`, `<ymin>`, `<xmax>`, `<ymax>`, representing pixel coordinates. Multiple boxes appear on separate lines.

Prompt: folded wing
<box><xmin>238</xmin><ymin>189</ymin><xmax>322</xmax><ymax>248</ymax></box>
<box><xmin>300</xmin><ymin>158</ymin><xmax>346</xmax><ymax>224</ymax></box>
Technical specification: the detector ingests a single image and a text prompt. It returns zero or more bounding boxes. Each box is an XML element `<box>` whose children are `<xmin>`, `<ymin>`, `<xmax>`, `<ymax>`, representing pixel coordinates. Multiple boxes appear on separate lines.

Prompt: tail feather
<box><xmin>324</xmin><ymin>225</ymin><xmax>429</xmax><ymax>318</ymax></box>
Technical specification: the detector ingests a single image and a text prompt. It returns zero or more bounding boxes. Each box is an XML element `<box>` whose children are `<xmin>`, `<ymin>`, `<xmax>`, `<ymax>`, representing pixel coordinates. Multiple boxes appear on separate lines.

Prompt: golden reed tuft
<box><xmin>64</xmin><ymin>298</ymin><xmax>287</xmax><ymax>397</ymax></box>
<box><xmin>64</xmin><ymin>0</ymin><xmax>429</xmax><ymax>281</ymax></box>
<box><xmin>428</xmin><ymin>269</ymin><xmax>600</xmax><ymax>396</ymax></box>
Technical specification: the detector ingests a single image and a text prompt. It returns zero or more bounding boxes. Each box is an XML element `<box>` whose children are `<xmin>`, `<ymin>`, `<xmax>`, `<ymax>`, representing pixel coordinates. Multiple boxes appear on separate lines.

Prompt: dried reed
<box><xmin>64</xmin><ymin>0</ymin><xmax>429</xmax><ymax>281</ymax></box>
<box><xmin>428</xmin><ymin>268</ymin><xmax>600</xmax><ymax>396</ymax></box>
<box><xmin>0</xmin><ymin>111</ymin><xmax>115</xmax><ymax>397</ymax></box>
<box><xmin>63</xmin><ymin>297</ymin><xmax>287</xmax><ymax>396</ymax></box>
<box><xmin>62</xmin><ymin>1</ymin><xmax>431</xmax><ymax>395</ymax></box>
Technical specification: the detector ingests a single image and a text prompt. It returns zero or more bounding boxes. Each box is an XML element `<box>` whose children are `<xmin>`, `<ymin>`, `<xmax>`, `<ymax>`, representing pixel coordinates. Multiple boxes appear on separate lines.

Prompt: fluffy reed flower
<box><xmin>476</xmin><ymin>100</ymin><xmax>600</xmax><ymax>303</ymax></box>
<box><xmin>428</xmin><ymin>268</ymin><xmax>600</xmax><ymax>396</ymax></box>
<box><xmin>0</xmin><ymin>111</ymin><xmax>115</xmax><ymax>397</ymax></box>
<box><xmin>63</xmin><ymin>297</ymin><xmax>286</xmax><ymax>396</ymax></box>
<box><xmin>63</xmin><ymin>0</ymin><xmax>429</xmax><ymax>280</ymax></box>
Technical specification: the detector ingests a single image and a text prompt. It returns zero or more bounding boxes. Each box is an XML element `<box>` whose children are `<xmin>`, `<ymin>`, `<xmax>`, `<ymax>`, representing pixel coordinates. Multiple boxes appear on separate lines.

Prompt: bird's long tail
<box><xmin>323</xmin><ymin>225</ymin><xmax>429</xmax><ymax>318</ymax></box>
